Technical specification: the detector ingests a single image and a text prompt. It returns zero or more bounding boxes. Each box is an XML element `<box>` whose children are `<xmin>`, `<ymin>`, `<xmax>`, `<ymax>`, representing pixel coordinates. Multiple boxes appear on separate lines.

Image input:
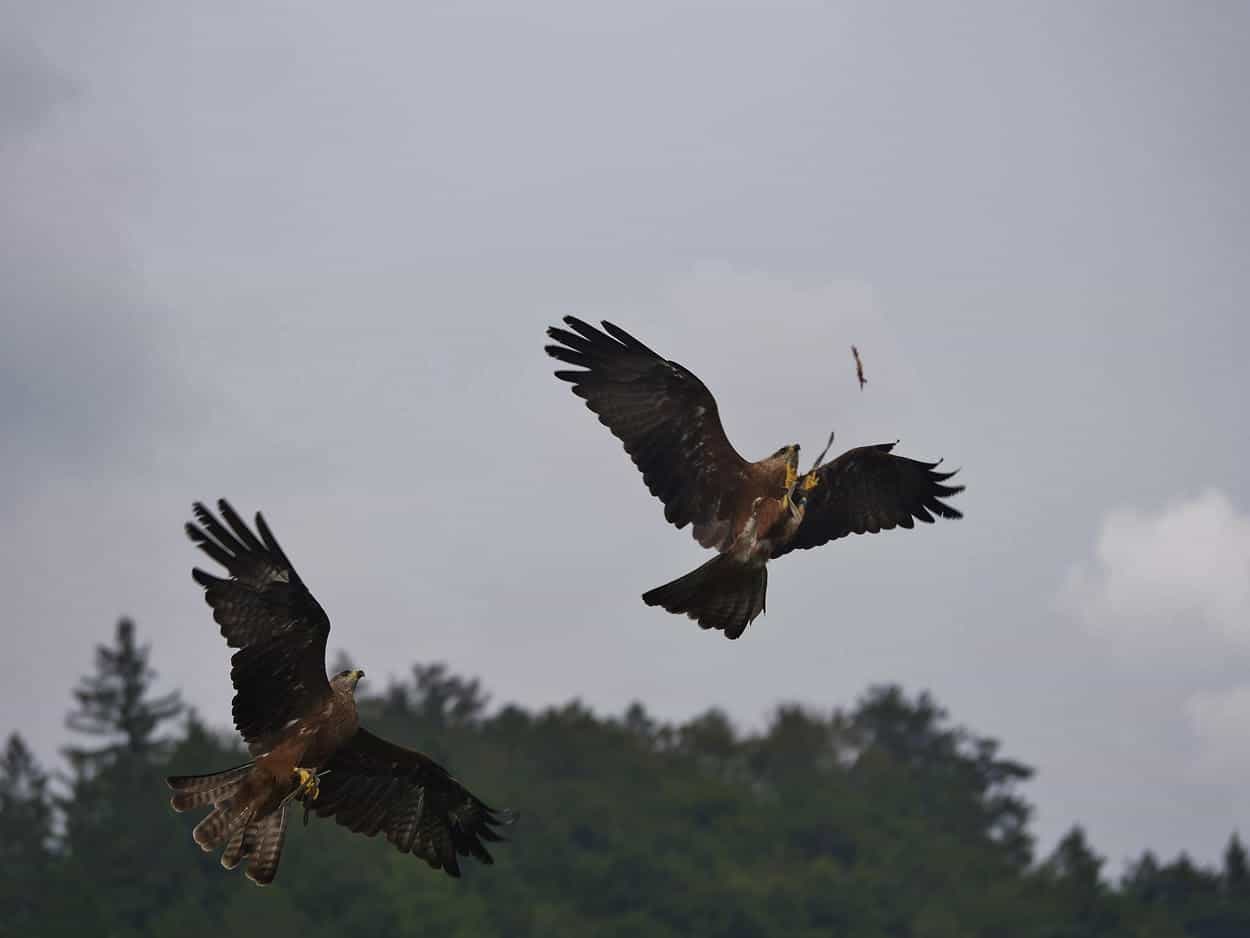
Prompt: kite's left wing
<box><xmin>312</xmin><ymin>728</ymin><xmax>514</xmax><ymax>877</ymax></box>
<box><xmin>545</xmin><ymin>317</ymin><xmax>753</xmax><ymax>545</ymax></box>
<box><xmin>776</xmin><ymin>442</ymin><xmax>963</xmax><ymax>557</ymax></box>
<box><xmin>186</xmin><ymin>500</ymin><xmax>333</xmax><ymax>748</ymax></box>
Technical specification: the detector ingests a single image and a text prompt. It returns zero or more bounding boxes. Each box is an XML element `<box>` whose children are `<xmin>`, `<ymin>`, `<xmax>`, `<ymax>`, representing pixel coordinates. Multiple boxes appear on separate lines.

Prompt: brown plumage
<box><xmin>166</xmin><ymin>500</ymin><xmax>513</xmax><ymax>885</ymax></box>
<box><xmin>546</xmin><ymin>318</ymin><xmax>964</xmax><ymax>639</ymax></box>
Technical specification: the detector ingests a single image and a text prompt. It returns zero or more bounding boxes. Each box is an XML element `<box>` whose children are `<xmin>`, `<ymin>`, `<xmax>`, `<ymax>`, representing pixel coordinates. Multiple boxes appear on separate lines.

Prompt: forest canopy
<box><xmin>2</xmin><ymin>617</ymin><xmax>1247</xmax><ymax>938</ymax></box>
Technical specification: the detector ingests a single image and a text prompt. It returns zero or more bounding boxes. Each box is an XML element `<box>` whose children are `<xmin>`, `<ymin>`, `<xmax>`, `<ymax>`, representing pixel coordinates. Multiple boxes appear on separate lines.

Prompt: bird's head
<box><xmin>771</xmin><ymin>443</ymin><xmax>801</xmax><ymax>463</ymax></box>
<box><xmin>772</xmin><ymin>444</ymin><xmax>801</xmax><ymax>491</ymax></box>
<box><xmin>332</xmin><ymin>669</ymin><xmax>365</xmax><ymax>694</ymax></box>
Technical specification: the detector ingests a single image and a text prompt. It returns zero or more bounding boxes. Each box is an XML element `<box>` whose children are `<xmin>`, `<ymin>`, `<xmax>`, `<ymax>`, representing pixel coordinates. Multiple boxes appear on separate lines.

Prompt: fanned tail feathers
<box><xmin>167</xmin><ymin>762</ymin><xmax>289</xmax><ymax>884</ymax></box>
<box><xmin>245</xmin><ymin>805</ymin><xmax>290</xmax><ymax>885</ymax></box>
<box><xmin>642</xmin><ymin>555</ymin><xmax>768</xmax><ymax>640</ymax></box>
<box><xmin>193</xmin><ymin>802</ymin><xmax>254</xmax><ymax>853</ymax></box>
<box><xmin>219</xmin><ymin>804</ymin><xmax>289</xmax><ymax>885</ymax></box>
<box><xmin>166</xmin><ymin>763</ymin><xmax>253</xmax><ymax>813</ymax></box>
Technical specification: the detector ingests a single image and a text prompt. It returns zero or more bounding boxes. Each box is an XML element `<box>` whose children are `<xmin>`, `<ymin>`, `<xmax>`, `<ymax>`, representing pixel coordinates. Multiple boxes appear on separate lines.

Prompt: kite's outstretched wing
<box><xmin>313</xmin><ymin>728</ymin><xmax>514</xmax><ymax>877</ymax></box>
<box><xmin>186</xmin><ymin>500</ymin><xmax>332</xmax><ymax>747</ymax></box>
<box><xmin>546</xmin><ymin>317</ymin><xmax>753</xmax><ymax>546</ymax></box>
<box><xmin>777</xmin><ymin>443</ymin><xmax>964</xmax><ymax>557</ymax></box>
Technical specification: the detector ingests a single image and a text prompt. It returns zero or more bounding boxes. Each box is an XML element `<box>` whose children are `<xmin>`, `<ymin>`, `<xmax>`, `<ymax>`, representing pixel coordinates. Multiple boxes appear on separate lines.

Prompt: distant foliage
<box><xmin>63</xmin><ymin>618</ymin><xmax>183</xmax><ymax>771</ymax></box>
<box><xmin>4</xmin><ymin>617</ymin><xmax>1249</xmax><ymax>937</ymax></box>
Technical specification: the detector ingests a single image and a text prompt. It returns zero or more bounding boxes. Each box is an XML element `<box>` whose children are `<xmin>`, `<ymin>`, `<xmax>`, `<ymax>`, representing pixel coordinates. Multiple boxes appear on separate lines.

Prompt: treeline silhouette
<box><xmin>3</xmin><ymin>617</ymin><xmax>1248</xmax><ymax>937</ymax></box>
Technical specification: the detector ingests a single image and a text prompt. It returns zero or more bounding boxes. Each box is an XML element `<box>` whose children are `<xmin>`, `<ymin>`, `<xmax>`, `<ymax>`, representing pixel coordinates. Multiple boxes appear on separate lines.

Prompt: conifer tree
<box><xmin>64</xmin><ymin>617</ymin><xmax>183</xmax><ymax>773</ymax></box>
<box><xmin>1043</xmin><ymin>827</ymin><xmax>1105</xmax><ymax>889</ymax></box>
<box><xmin>0</xmin><ymin>734</ymin><xmax>55</xmax><ymax>929</ymax></box>
<box><xmin>59</xmin><ymin>617</ymin><xmax>185</xmax><ymax>933</ymax></box>
<box><xmin>1224</xmin><ymin>833</ymin><xmax>1249</xmax><ymax>895</ymax></box>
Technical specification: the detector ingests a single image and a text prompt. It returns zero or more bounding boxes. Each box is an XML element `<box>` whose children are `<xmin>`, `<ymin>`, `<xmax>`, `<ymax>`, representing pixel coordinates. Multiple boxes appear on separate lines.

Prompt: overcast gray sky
<box><xmin>4</xmin><ymin>1</ymin><xmax>1248</xmax><ymax>871</ymax></box>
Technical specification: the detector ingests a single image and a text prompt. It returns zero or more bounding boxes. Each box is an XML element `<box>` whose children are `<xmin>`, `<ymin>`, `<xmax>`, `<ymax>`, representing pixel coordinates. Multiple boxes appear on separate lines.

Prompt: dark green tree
<box><xmin>1032</xmin><ymin>826</ymin><xmax>1124</xmax><ymax>937</ymax></box>
<box><xmin>59</xmin><ymin>617</ymin><xmax>185</xmax><ymax>935</ymax></box>
<box><xmin>0</xmin><ymin>734</ymin><xmax>55</xmax><ymax>931</ymax></box>
<box><xmin>64</xmin><ymin>618</ymin><xmax>183</xmax><ymax>771</ymax></box>
<box><xmin>411</xmin><ymin>661</ymin><xmax>490</xmax><ymax>729</ymax></box>
<box><xmin>1146</xmin><ymin>850</ymin><xmax>1237</xmax><ymax>938</ymax></box>
<box><xmin>1042</xmin><ymin>827</ymin><xmax>1104</xmax><ymax>887</ymax></box>
<box><xmin>20</xmin><ymin>631</ymin><xmax>1250</xmax><ymax>938</ymax></box>
<box><xmin>1124</xmin><ymin>851</ymin><xmax>1163</xmax><ymax>904</ymax></box>
<box><xmin>1223</xmin><ymin>834</ymin><xmax>1249</xmax><ymax>895</ymax></box>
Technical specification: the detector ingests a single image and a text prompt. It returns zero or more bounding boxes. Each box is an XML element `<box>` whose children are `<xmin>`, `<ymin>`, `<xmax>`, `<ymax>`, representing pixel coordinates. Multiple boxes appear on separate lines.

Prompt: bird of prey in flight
<box><xmin>546</xmin><ymin>318</ymin><xmax>964</xmax><ymax>639</ymax></box>
<box><xmin>166</xmin><ymin>500</ymin><xmax>513</xmax><ymax>885</ymax></box>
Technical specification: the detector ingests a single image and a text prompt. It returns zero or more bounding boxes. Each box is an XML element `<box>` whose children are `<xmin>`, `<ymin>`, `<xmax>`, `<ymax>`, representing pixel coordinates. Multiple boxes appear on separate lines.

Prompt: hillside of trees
<box><xmin>3</xmin><ymin>617</ymin><xmax>1249</xmax><ymax>938</ymax></box>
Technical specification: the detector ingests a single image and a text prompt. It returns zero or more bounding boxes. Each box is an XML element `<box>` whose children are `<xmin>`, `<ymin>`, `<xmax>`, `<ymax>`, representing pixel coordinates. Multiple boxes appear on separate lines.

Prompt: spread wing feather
<box><xmin>313</xmin><ymin>728</ymin><xmax>514</xmax><ymax>877</ymax></box>
<box><xmin>777</xmin><ymin>443</ymin><xmax>964</xmax><ymax>557</ymax></box>
<box><xmin>186</xmin><ymin>500</ymin><xmax>331</xmax><ymax>747</ymax></box>
<box><xmin>546</xmin><ymin>317</ymin><xmax>750</xmax><ymax>545</ymax></box>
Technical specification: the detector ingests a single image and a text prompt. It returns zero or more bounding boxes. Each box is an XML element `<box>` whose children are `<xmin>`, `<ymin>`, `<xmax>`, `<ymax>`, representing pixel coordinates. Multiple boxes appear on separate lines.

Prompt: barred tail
<box><xmin>166</xmin><ymin>763</ymin><xmax>253</xmax><ymax>813</ymax></box>
<box><xmin>642</xmin><ymin>555</ymin><xmax>768</xmax><ymax>640</ymax></box>
<box><xmin>192</xmin><ymin>801</ymin><xmax>255</xmax><ymax>853</ymax></box>
<box><xmin>220</xmin><ymin>803</ymin><xmax>289</xmax><ymax>885</ymax></box>
<box><xmin>167</xmin><ymin>762</ymin><xmax>257</xmax><ymax>852</ymax></box>
<box><xmin>245</xmin><ymin>805</ymin><xmax>290</xmax><ymax>886</ymax></box>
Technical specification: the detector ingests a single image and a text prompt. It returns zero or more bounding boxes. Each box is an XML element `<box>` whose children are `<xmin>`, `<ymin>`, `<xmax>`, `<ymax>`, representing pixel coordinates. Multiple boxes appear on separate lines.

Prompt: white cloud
<box><xmin>1186</xmin><ymin>685</ymin><xmax>1250</xmax><ymax>782</ymax></box>
<box><xmin>1063</xmin><ymin>490</ymin><xmax>1250</xmax><ymax>650</ymax></box>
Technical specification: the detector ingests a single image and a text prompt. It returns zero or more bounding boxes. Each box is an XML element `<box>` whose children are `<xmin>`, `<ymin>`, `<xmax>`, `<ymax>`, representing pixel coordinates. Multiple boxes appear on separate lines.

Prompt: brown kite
<box><xmin>546</xmin><ymin>318</ymin><xmax>964</xmax><ymax>639</ymax></box>
<box><xmin>166</xmin><ymin>500</ymin><xmax>513</xmax><ymax>885</ymax></box>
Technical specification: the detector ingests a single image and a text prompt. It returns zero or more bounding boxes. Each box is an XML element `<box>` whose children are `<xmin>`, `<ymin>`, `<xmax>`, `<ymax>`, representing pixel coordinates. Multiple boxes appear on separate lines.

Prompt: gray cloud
<box><xmin>0</xmin><ymin>42</ymin><xmax>76</xmax><ymax>140</ymax></box>
<box><xmin>2</xmin><ymin>0</ymin><xmax>1249</xmax><ymax>872</ymax></box>
<box><xmin>0</xmin><ymin>28</ymin><xmax>169</xmax><ymax>490</ymax></box>
<box><xmin>1064</xmin><ymin>491</ymin><xmax>1250</xmax><ymax>653</ymax></box>
<box><xmin>1057</xmin><ymin>491</ymin><xmax>1250</xmax><ymax>865</ymax></box>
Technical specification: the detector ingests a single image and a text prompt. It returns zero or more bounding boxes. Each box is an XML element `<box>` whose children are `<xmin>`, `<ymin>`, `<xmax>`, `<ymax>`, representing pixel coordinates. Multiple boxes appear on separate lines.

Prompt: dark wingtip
<box><xmin>600</xmin><ymin>319</ymin><xmax>653</xmax><ymax>354</ymax></box>
<box><xmin>253</xmin><ymin>510</ymin><xmax>280</xmax><ymax>553</ymax></box>
<box><xmin>545</xmin><ymin>344</ymin><xmax>583</xmax><ymax>365</ymax></box>
<box><xmin>599</xmin><ymin>319</ymin><xmax>628</xmax><ymax>339</ymax></box>
<box><xmin>560</xmin><ymin>314</ymin><xmax>597</xmax><ymax>336</ymax></box>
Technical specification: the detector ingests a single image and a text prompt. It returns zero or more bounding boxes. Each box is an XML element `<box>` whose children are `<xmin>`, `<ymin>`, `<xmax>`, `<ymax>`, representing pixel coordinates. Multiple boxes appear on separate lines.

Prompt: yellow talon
<box><xmin>293</xmin><ymin>766</ymin><xmax>319</xmax><ymax>801</ymax></box>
